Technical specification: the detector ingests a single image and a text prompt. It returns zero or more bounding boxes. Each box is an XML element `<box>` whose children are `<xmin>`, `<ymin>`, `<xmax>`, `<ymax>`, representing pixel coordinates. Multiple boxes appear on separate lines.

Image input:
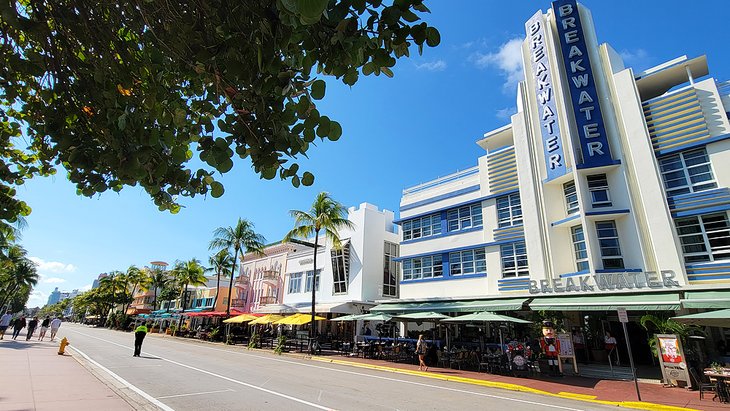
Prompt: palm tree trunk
<box><xmin>310</xmin><ymin>231</ymin><xmax>319</xmax><ymax>353</ymax></box>
<box><xmin>125</xmin><ymin>284</ymin><xmax>138</xmax><ymax>314</ymax></box>
<box><xmin>226</xmin><ymin>247</ymin><xmax>239</xmax><ymax>318</ymax></box>
<box><xmin>178</xmin><ymin>283</ymin><xmax>188</xmax><ymax>331</ymax></box>
<box><xmin>212</xmin><ymin>268</ymin><xmax>221</xmax><ymax>311</ymax></box>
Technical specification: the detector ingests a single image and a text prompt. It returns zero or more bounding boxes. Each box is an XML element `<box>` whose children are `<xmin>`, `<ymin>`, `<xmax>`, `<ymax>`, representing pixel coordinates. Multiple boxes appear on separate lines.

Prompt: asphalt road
<box><xmin>63</xmin><ymin>323</ymin><xmax>618</xmax><ymax>411</ymax></box>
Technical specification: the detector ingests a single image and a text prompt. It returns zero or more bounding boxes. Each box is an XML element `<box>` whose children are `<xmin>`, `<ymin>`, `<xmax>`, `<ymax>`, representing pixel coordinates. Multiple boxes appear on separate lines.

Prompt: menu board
<box><xmin>557</xmin><ymin>333</ymin><xmax>574</xmax><ymax>357</ymax></box>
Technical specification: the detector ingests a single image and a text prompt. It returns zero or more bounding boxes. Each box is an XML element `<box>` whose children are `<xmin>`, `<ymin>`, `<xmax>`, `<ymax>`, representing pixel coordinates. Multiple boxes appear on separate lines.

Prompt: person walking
<box><xmin>38</xmin><ymin>316</ymin><xmax>51</xmax><ymax>341</ymax></box>
<box><xmin>133</xmin><ymin>322</ymin><xmax>149</xmax><ymax>357</ymax></box>
<box><xmin>12</xmin><ymin>316</ymin><xmax>25</xmax><ymax>340</ymax></box>
<box><xmin>0</xmin><ymin>311</ymin><xmax>12</xmax><ymax>339</ymax></box>
<box><xmin>26</xmin><ymin>316</ymin><xmax>38</xmax><ymax>340</ymax></box>
<box><xmin>416</xmin><ymin>334</ymin><xmax>428</xmax><ymax>372</ymax></box>
<box><xmin>50</xmin><ymin>317</ymin><xmax>62</xmax><ymax>341</ymax></box>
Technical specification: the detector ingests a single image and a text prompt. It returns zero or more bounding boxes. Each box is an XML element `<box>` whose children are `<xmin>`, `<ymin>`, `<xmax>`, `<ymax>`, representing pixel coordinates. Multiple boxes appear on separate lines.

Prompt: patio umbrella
<box><xmin>248</xmin><ymin>314</ymin><xmax>284</xmax><ymax>325</ymax></box>
<box><xmin>442</xmin><ymin>312</ymin><xmax>531</xmax><ymax>349</ymax></box>
<box><xmin>329</xmin><ymin>314</ymin><xmax>370</xmax><ymax>321</ymax></box>
<box><xmin>673</xmin><ymin>309</ymin><xmax>730</xmax><ymax>328</ymax></box>
<box><xmin>223</xmin><ymin>314</ymin><xmax>258</xmax><ymax>324</ymax></box>
<box><xmin>274</xmin><ymin>313</ymin><xmax>326</xmax><ymax>325</ymax></box>
<box><xmin>396</xmin><ymin>311</ymin><xmax>450</xmax><ymax>342</ymax></box>
<box><xmin>358</xmin><ymin>313</ymin><xmax>393</xmax><ymax>322</ymax></box>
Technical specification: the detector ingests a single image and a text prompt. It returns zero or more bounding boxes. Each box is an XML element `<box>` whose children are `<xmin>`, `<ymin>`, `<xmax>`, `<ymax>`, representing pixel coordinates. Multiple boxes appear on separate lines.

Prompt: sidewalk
<box><xmin>307</xmin><ymin>351</ymin><xmax>723</xmax><ymax>411</ymax></box>
<box><xmin>0</xmin><ymin>337</ymin><xmax>133</xmax><ymax>411</ymax></box>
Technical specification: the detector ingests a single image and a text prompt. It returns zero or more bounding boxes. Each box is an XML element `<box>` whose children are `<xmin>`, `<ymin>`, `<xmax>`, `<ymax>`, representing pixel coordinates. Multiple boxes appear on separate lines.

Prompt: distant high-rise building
<box><xmin>92</xmin><ymin>273</ymin><xmax>108</xmax><ymax>289</ymax></box>
<box><xmin>47</xmin><ymin>287</ymin><xmax>61</xmax><ymax>305</ymax></box>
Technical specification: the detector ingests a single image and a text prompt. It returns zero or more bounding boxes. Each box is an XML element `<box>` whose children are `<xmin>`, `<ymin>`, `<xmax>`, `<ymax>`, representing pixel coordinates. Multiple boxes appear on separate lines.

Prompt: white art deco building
<box><xmin>374</xmin><ymin>0</ymin><xmax>730</xmax><ymax>317</ymax></box>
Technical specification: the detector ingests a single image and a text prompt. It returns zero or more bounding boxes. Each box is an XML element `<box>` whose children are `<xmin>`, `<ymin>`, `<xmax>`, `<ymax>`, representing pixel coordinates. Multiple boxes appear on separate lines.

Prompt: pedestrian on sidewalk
<box><xmin>133</xmin><ymin>322</ymin><xmax>149</xmax><ymax>357</ymax></box>
<box><xmin>26</xmin><ymin>316</ymin><xmax>38</xmax><ymax>340</ymax></box>
<box><xmin>12</xmin><ymin>316</ymin><xmax>25</xmax><ymax>340</ymax></box>
<box><xmin>50</xmin><ymin>317</ymin><xmax>62</xmax><ymax>341</ymax></box>
<box><xmin>38</xmin><ymin>316</ymin><xmax>51</xmax><ymax>341</ymax></box>
<box><xmin>416</xmin><ymin>334</ymin><xmax>428</xmax><ymax>371</ymax></box>
<box><xmin>0</xmin><ymin>311</ymin><xmax>11</xmax><ymax>339</ymax></box>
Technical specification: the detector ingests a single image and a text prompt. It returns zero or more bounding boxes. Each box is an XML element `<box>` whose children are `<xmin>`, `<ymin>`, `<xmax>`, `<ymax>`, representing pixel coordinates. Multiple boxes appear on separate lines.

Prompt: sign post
<box><xmin>617</xmin><ymin>307</ymin><xmax>641</xmax><ymax>401</ymax></box>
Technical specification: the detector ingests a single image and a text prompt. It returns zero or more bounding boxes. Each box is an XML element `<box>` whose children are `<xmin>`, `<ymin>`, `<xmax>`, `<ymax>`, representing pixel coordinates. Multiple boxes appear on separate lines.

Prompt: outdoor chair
<box><xmin>449</xmin><ymin>351</ymin><xmax>467</xmax><ymax>370</ymax></box>
<box><xmin>689</xmin><ymin>367</ymin><xmax>717</xmax><ymax>400</ymax></box>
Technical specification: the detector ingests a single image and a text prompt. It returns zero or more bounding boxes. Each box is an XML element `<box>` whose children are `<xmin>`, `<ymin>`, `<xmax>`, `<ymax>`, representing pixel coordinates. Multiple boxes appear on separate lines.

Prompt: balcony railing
<box><xmin>262</xmin><ymin>270</ymin><xmax>279</xmax><ymax>281</ymax></box>
<box><xmin>259</xmin><ymin>296</ymin><xmax>277</xmax><ymax>305</ymax></box>
<box><xmin>231</xmin><ymin>298</ymin><xmax>246</xmax><ymax>308</ymax></box>
<box><xmin>234</xmin><ymin>274</ymin><xmax>250</xmax><ymax>288</ymax></box>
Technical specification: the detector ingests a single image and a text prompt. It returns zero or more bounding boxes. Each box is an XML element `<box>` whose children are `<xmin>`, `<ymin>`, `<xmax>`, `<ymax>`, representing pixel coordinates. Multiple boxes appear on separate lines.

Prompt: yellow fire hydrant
<box><xmin>58</xmin><ymin>337</ymin><xmax>70</xmax><ymax>355</ymax></box>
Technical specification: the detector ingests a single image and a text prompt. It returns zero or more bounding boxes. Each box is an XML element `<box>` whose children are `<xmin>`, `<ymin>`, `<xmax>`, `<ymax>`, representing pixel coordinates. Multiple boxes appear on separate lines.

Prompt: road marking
<box><xmin>70</xmin><ymin>327</ymin><xmax>587</xmax><ymax>411</ymax></box>
<box><xmin>108</xmin><ymin>364</ymin><xmax>163</xmax><ymax>369</ymax></box>
<box><xmin>67</xmin><ymin>345</ymin><xmax>175</xmax><ymax>411</ymax></box>
<box><xmin>67</xmin><ymin>329</ymin><xmax>335</xmax><ymax>411</ymax></box>
<box><xmin>157</xmin><ymin>388</ymin><xmax>235</xmax><ymax>399</ymax></box>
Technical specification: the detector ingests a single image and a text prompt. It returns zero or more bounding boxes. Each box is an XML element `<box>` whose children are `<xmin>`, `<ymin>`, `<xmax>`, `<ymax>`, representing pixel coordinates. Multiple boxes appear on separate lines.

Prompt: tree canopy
<box><xmin>0</xmin><ymin>0</ymin><xmax>440</xmax><ymax>224</ymax></box>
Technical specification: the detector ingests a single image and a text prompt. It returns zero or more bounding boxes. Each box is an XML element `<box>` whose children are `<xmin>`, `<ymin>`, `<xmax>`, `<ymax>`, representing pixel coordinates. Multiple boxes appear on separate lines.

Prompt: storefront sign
<box><xmin>552</xmin><ymin>0</ymin><xmax>614</xmax><ymax>167</ymax></box>
<box><xmin>299</xmin><ymin>258</ymin><xmax>314</xmax><ymax>265</ymax></box>
<box><xmin>525</xmin><ymin>11</ymin><xmax>567</xmax><ymax>180</ymax></box>
<box><xmin>656</xmin><ymin>334</ymin><xmax>690</xmax><ymax>386</ymax></box>
<box><xmin>529</xmin><ymin>270</ymin><xmax>680</xmax><ymax>294</ymax></box>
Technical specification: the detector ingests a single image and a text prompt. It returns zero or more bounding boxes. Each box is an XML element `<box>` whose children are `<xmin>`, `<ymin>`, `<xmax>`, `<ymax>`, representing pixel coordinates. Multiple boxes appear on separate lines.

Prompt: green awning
<box><xmin>370</xmin><ymin>298</ymin><xmax>527</xmax><ymax>314</ymax></box>
<box><xmin>673</xmin><ymin>309</ymin><xmax>730</xmax><ymax>328</ymax></box>
<box><xmin>530</xmin><ymin>293</ymin><xmax>680</xmax><ymax>311</ymax></box>
<box><xmin>682</xmin><ymin>291</ymin><xmax>730</xmax><ymax>309</ymax></box>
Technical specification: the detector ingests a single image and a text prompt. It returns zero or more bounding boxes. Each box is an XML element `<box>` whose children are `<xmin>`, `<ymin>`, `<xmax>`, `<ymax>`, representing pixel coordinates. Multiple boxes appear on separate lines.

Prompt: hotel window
<box><xmin>288</xmin><ymin>272</ymin><xmax>302</xmax><ymax>294</ymax></box>
<box><xmin>449</xmin><ymin>248</ymin><xmax>486</xmax><ymax>276</ymax></box>
<box><xmin>564</xmin><ymin>180</ymin><xmax>579</xmax><ymax>214</ymax></box>
<box><xmin>659</xmin><ymin>148</ymin><xmax>716</xmax><ymax>197</ymax></box>
<box><xmin>596</xmin><ymin>221</ymin><xmax>624</xmax><ymax>269</ymax></box>
<box><xmin>402</xmin><ymin>254</ymin><xmax>443</xmax><ymax>280</ymax></box>
<box><xmin>675</xmin><ymin>213</ymin><xmax>730</xmax><ymax>263</ymax></box>
<box><xmin>571</xmin><ymin>225</ymin><xmax>589</xmax><ymax>272</ymax></box>
<box><xmin>501</xmin><ymin>241</ymin><xmax>529</xmax><ymax>278</ymax></box>
<box><xmin>496</xmin><ymin>193</ymin><xmax>523</xmax><ymax>228</ymax></box>
<box><xmin>204</xmin><ymin>297</ymin><xmax>214</xmax><ymax>307</ymax></box>
<box><xmin>587</xmin><ymin>174</ymin><xmax>611</xmax><ymax>208</ymax></box>
<box><xmin>382</xmin><ymin>242</ymin><xmax>399</xmax><ymax>297</ymax></box>
<box><xmin>304</xmin><ymin>270</ymin><xmax>320</xmax><ymax>292</ymax></box>
<box><xmin>331</xmin><ymin>242</ymin><xmax>351</xmax><ymax>294</ymax></box>
<box><xmin>402</xmin><ymin>214</ymin><xmax>441</xmax><ymax>241</ymax></box>
<box><xmin>446</xmin><ymin>203</ymin><xmax>483</xmax><ymax>232</ymax></box>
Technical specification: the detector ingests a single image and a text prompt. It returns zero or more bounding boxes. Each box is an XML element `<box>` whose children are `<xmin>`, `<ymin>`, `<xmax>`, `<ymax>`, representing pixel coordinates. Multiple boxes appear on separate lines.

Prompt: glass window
<box><xmin>496</xmin><ymin>193</ymin><xmax>523</xmax><ymax>228</ymax></box>
<box><xmin>449</xmin><ymin>248</ymin><xmax>486</xmax><ymax>276</ymax></box>
<box><xmin>304</xmin><ymin>270</ymin><xmax>320</xmax><ymax>293</ymax></box>
<box><xmin>571</xmin><ymin>225</ymin><xmax>589</xmax><ymax>272</ymax></box>
<box><xmin>564</xmin><ymin>180</ymin><xmax>579</xmax><ymax>214</ymax></box>
<box><xmin>675</xmin><ymin>213</ymin><xmax>730</xmax><ymax>263</ymax></box>
<box><xmin>402</xmin><ymin>255</ymin><xmax>443</xmax><ymax>280</ymax></box>
<box><xmin>331</xmin><ymin>242</ymin><xmax>350</xmax><ymax>294</ymax></box>
<box><xmin>288</xmin><ymin>272</ymin><xmax>302</xmax><ymax>294</ymax></box>
<box><xmin>383</xmin><ymin>242</ymin><xmax>399</xmax><ymax>297</ymax></box>
<box><xmin>402</xmin><ymin>214</ymin><xmax>441</xmax><ymax>241</ymax></box>
<box><xmin>596</xmin><ymin>221</ymin><xmax>624</xmax><ymax>269</ymax></box>
<box><xmin>501</xmin><ymin>242</ymin><xmax>529</xmax><ymax>278</ymax></box>
<box><xmin>587</xmin><ymin>174</ymin><xmax>611</xmax><ymax>208</ymax></box>
<box><xmin>660</xmin><ymin>148</ymin><xmax>717</xmax><ymax>197</ymax></box>
<box><xmin>446</xmin><ymin>203</ymin><xmax>483</xmax><ymax>232</ymax></box>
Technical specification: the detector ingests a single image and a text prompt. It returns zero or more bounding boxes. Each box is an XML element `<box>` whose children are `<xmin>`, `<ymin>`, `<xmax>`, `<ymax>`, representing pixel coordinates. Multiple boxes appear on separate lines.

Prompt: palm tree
<box><xmin>210</xmin><ymin>218</ymin><xmax>266</xmax><ymax>317</ymax></box>
<box><xmin>148</xmin><ymin>267</ymin><xmax>169</xmax><ymax>311</ymax></box>
<box><xmin>124</xmin><ymin>265</ymin><xmax>151</xmax><ymax>314</ymax></box>
<box><xmin>207</xmin><ymin>249</ymin><xmax>233</xmax><ymax>312</ymax></box>
<box><xmin>284</xmin><ymin>192</ymin><xmax>354</xmax><ymax>352</ymax></box>
<box><xmin>173</xmin><ymin>259</ymin><xmax>207</xmax><ymax>330</ymax></box>
<box><xmin>0</xmin><ymin>259</ymin><xmax>39</xmax><ymax>309</ymax></box>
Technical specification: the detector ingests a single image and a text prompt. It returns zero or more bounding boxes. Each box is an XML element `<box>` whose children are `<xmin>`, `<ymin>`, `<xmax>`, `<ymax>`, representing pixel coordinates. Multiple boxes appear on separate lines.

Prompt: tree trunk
<box><xmin>226</xmin><ymin>247</ymin><xmax>239</xmax><ymax>318</ymax></box>
<box><xmin>178</xmin><ymin>283</ymin><xmax>188</xmax><ymax>331</ymax></box>
<box><xmin>310</xmin><ymin>231</ymin><xmax>320</xmax><ymax>354</ymax></box>
<box><xmin>212</xmin><ymin>268</ymin><xmax>221</xmax><ymax>311</ymax></box>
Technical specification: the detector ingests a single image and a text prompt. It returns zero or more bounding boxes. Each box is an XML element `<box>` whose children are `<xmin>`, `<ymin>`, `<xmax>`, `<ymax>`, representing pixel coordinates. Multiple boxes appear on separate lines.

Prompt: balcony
<box><xmin>259</xmin><ymin>296</ymin><xmax>277</xmax><ymax>305</ymax></box>
<box><xmin>231</xmin><ymin>298</ymin><xmax>246</xmax><ymax>308</ymax></box>
<box><xmin>261</xmin><ymin>270</ymin><xmax>280</xmax><ymax>286</ymax></box>
<box><xmin>234</xmin><ymin>274</ymin><xmax>250</xmax><ymax>289</ymax></box>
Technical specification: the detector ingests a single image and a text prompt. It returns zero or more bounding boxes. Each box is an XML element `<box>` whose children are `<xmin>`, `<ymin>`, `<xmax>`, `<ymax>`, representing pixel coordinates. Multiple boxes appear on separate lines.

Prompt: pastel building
<box><xmin>376</xmin><ymin>0</ymin><xmax>730</xmax><ymax>321</ymax></box>
<box><xmin>234</xmin><ymin>242</ymin><xmax>296</xmax><ymax>313</ymax></box>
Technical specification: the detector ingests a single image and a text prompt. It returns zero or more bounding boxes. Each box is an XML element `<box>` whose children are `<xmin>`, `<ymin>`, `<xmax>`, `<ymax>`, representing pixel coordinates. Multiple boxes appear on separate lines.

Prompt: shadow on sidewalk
<box><xmin>0</xmin><ymin>340</ymin><xmax>54</xmax><ymax>350</ymax></box>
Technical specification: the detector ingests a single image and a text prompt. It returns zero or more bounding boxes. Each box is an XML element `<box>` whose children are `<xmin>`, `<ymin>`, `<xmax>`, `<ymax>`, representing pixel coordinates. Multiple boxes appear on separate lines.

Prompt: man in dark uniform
<box><xmin>133</xmin><ymin>322</ymin><xmax>149</xmax><ymax>357</ymax></box>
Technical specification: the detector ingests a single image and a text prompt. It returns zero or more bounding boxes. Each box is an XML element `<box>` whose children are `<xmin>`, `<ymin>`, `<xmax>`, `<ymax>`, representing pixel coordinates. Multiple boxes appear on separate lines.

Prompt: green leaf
<box><xmin>316</xmin><ymin>116</ymin><xmax>331</xmax><ymax>137</ymax></box>
<box><xmin>328</xmin><ymin>121</ymin><xmax>342</xmax><ymax>141</ymax></box>
<box><xmin>426</xmin><ymin>27</ymin><xmax>441</xmax><ymax>47</ymax></box>
<box><xmin>343</xmin><ymin>70</ymin><xmax>359</xmax><ymax>86</ymax></box>
<box><xmin>173</xmin><ymin>108</ymin><xmax>187</xmax><ymax>127</ymax></box>
<box><xmin>381</xmin><ymin>67</ymin><xmax>394</xmax><ymax>78</ymax></box>
<box><xmin>302</xmin><ymin>171</ymin><xmax>314</xmax><ymax>186</ymax></box>
<box><xmin>311</xmin><ymin>79</ymin><xmax>326</xmax><ymax>100</ymax></box>
<box><xmin>291</xmin><ymin>175</ymin><xmax>300</xmax><ymax>188</ymax></box>
<box><xmin>210</xmin><ymin>181</ymin><xmax>224</xmax><ymax>198</ymax></box>
<box><xmin>298</xmin><ymin>0</ymin><xmax>328</xmax><ymax>18</ymax></box>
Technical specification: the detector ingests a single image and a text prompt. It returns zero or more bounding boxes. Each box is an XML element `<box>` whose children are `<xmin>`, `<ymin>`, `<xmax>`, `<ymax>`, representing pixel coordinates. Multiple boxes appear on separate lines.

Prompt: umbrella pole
<box><xmin>499</xmin><ymin>326</ymin><xmax>504</xmax><ymax>353</ymax></box>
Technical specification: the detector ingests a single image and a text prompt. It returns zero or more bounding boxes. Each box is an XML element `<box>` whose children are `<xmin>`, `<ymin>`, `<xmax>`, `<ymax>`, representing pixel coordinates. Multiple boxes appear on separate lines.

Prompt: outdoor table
<box><xmin>704</xmin><ymin>371</ymin><xmax>730</xmax><ymax>403</ymax></box>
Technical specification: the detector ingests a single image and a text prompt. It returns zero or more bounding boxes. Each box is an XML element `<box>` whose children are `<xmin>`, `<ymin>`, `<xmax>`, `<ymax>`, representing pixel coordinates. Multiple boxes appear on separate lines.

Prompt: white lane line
<box><xmin>67</xmin><ymin>329</ymin><xmax>334</xmax><ymax>411</ymax></box>
<box><xmin>108</xmin><ymin>364</ymin><xmax>163</xmax><ymax>369</ymax></box>
<box><xmin>157</xmin><ymin>388</ymin><xmax>235</xmax><ymax>399</ymax></box>
<box><xmin>68</xmin><ymin>345</ymin><xmax>175</xmax><ymax>411</ymax></box>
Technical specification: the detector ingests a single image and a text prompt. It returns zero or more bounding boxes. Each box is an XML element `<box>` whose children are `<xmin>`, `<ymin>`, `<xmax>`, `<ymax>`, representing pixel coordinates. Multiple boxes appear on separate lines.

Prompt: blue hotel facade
<box><xmin>372</xmin><ymin>0</ymin><xmax>730</xmax><ymax>348</ymax></box>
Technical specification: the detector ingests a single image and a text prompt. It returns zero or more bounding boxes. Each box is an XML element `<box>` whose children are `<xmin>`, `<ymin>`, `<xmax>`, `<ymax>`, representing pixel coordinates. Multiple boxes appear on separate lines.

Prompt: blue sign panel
<box><xmin>525</xmin><ymin>11</ymin><xmax>566</xmax><ymax>181</ymax></box>
<box><xmin>552</xmin><ymin>0</ymin><xmax>614</xmax><ymax>168</ymax></box>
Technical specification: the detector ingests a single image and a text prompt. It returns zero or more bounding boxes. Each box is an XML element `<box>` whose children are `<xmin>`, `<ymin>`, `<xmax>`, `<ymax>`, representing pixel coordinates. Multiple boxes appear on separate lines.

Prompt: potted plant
<box><xmin>274</xmin><ymin>335</ymin><xmax>287</xmax><ymax>355</ymax></box>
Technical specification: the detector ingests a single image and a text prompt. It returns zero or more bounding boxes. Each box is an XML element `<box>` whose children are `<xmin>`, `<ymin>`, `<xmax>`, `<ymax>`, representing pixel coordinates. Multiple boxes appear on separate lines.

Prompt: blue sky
<box><xmin>19</xmin><ymin>1</ymin><xmax>729</xmax><ymax>306</ymax></box>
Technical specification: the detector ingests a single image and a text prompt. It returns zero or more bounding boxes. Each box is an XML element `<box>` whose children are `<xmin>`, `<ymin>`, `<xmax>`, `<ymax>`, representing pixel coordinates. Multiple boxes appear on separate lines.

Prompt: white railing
<box><xmin>402</xmin><ymin>166</ymin><xmax>479</xmax><ymax>195</ymax></box>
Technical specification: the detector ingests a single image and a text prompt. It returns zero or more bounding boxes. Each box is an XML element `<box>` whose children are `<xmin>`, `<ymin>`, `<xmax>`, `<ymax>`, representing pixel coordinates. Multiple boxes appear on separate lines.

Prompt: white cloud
<box><xmin>81</xmin><ymin>284</ymin><xmax>92</xmax><ymax>291</ymax></box>
<box><xmin>43</xmin><ymin>277</ymin><xmax>67</xmax><ymax>284</ymax></box>
<box><xmin>619</xmin><ymin>48</ymin><xmax>651</xmax><ymax>71</ymax></box>
<box><xmin>27</xmin><ymin>289</ymin><xmax>47</xmax><ymax>308</ymax></box>
<box><xmin>29</xmin><ymin>257</ymin><xmax>77</xmax><ymax>274</ymax></box>
<box><xmin>471</xmin><ymin>38</ymin><xmax>524</xmax><ymax>91</ymax></box>
<box><xmin>415</xmin><ymin>60</ymin><xmax>447</xmax><ymax>72</ymax></box>
<box><xmin>496</xmin><ymin>106</ymin><xmax>517</xmax><ymax>120</ymax></box>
